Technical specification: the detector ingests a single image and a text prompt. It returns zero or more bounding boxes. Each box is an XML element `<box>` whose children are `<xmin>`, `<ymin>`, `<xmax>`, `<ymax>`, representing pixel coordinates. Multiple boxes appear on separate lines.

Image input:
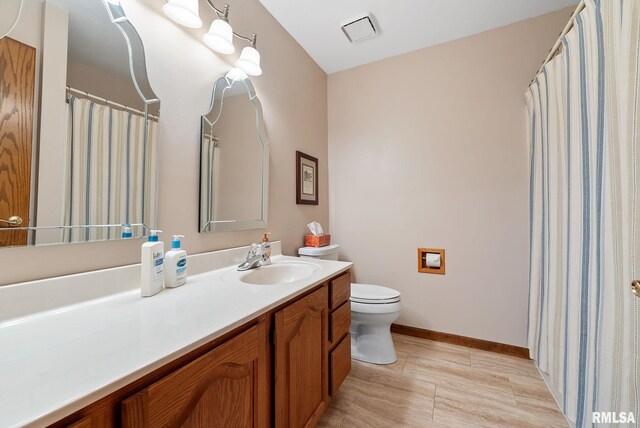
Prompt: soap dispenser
<box><xmin>121</xmin><ymin>224</ymin><xmax>132</xmax><ymax>239</ymax></box>
<box><xmin>165</xmin><ymin>235</ymin><xmax>187</xmax><ymax>288</ymax></box>
<box><xmin>141</xmin><ymin>230</ymin><xmax>164</xmax><ymax>297</ymax></box>
<box><xmin>262</xmin><ymin>232</ymin><xmax>272</xmax><ymax>265</ymax></box>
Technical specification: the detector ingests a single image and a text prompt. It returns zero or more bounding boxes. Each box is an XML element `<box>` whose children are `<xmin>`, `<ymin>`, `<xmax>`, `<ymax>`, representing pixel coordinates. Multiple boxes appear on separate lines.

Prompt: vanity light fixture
<box><xmin>203</xmin><ymin>6</ymin><xmax>235</xmax><ymax>54</ymax></box>
<box><xmin>235</xmin><ymin>34</ymin><xmax>262</xmax><ymax>76</ymax></box>
<box><xmin>162</xmin><ymin>0</ymin><xmax>203</xmax><ymax>28</ymax></box>
<box><xmin>163</xmin><ymin>0</ymin><xmax>262</xmax><ymax>76</ymax></box>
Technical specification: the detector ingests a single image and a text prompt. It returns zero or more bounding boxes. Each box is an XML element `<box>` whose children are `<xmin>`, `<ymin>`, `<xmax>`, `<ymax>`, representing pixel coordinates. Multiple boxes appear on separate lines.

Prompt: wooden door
<box><xmin>121</xmin><ymin>322</ymin><xmax>268</xmax><ymax>428</ymax></box>
<box><xmin>0</xmin><ymin>36</ymin><xmax>35</xmax><ymax>246</ymax></box>
<box><xmin>274</xmin><ymin>286</ymin><xmax>329</xmax><ymax>428</ymax></box>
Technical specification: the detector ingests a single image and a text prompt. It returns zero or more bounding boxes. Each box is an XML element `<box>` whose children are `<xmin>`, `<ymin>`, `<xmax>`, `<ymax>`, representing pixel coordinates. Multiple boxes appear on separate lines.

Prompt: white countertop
<box><xmin>0</xmin><ymin>254</ymin><xmax>352</xmax><ymax>427</ymax></box>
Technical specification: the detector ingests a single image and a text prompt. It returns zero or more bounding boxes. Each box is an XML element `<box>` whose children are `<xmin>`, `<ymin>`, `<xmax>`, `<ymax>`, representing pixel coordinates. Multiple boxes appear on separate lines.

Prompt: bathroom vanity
<box><xmin>0</xmin><ymin>244</ymin><xmax>352</xmax><ymax>427</ymax></box>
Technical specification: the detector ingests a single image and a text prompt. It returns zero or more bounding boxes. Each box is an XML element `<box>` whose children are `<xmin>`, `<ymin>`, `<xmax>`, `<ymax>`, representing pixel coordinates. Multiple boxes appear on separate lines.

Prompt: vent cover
<box><xmin>341</xmin><ymin>15</ymin><xmax>377</xmax><ymax>43</ymax></box>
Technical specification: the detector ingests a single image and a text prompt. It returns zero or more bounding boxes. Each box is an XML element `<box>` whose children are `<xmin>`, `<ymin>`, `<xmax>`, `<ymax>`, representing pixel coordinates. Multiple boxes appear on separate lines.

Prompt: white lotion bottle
<box><xmin>141</xmin><ymin>230</ymin><xmax>164</xmax><ymax>297</ymax></box>
<box><xmin>165</xmin><ymin>235</ymin><xmax>187</xmax><ymax>288</ymax></box>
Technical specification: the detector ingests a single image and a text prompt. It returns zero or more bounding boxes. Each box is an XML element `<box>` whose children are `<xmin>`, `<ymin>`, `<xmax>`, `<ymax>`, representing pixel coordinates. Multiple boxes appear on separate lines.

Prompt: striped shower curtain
<box><xmin>63</xmin><ymin>97</ymin><xmax>158</xmax><ymax>242</ymax></box>
<box><xmin>527</xmin><ymin>0</ymin><xmax>640</xmax><ymax>426</ymax></box>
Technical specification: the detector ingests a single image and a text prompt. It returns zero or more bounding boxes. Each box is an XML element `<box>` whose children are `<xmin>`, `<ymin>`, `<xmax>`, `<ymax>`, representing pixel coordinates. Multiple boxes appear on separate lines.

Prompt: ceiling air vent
<box><xmin>341</xmin><ymin>15</ymin><xmax>377</xmax><ymax>43</ymax></box>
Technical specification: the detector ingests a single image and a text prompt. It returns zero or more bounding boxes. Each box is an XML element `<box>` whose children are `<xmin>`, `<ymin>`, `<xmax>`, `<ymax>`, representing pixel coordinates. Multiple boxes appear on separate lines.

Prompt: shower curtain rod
<box><xmin>66</xmin><ymin>86</ymin><xmax>159</xmax><ymax>121</ymax></box>
<box><xmin>530</xmin><ymin>0</ymin><xmax>585</xmax><ymax>85</ymax></box>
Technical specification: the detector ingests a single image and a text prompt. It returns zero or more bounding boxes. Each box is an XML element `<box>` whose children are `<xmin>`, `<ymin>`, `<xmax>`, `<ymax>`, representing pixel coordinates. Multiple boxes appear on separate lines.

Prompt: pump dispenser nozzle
<box><xmin>148</xmin><ymin>230</ymin><xmax>162</xmax><ymax>242</ymax></box>
<box><xmin>171</xmin><ymin>235</ymin><xmax>184</xmax><ymax>249</ymax></box>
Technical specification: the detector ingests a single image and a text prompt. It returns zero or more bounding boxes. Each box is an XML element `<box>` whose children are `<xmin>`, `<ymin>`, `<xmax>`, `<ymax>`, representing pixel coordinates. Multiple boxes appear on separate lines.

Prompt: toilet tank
<box><xmin>298</xmin><ymin>244</ymin><xmax>340</xmax><ymax>261</ymax></box>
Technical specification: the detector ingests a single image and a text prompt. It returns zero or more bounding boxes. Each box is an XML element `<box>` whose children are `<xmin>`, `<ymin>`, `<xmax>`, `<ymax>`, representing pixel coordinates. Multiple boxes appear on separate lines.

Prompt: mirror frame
<box><xmin>199</xmin><ymin>75</ymin><xmax>269</xmax><ymax>233</ymax></box>
<box><xmin>102</xmin><ymin>0</ymin><xmax>160</xmax><ymax>109</ymax></box>
<box><xmin>0</xmin><ymin>0</ymin><xmax>161</xmax><ymax>244</ymax></box>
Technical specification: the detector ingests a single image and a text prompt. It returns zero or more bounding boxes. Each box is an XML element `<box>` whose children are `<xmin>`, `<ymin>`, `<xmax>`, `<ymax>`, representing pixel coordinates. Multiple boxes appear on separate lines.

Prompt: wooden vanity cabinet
<box><xmin>50</xmin><ymin>270</ymin><xmax>352</xmax><ymax>428</ymax></box>
<box><xmin>66</xmin><ymin>417</ymin><xmax>95</xmax><ymax>428</ymax></box>
<box><xmin>274</xmin><ymin>286</ymin><xmax>329</xmax><ymax>428</ymax></box>
<box><xmin>327</xmin><ymin>271</ymin><xmax>351</xmax><ymax>396</ymax></box>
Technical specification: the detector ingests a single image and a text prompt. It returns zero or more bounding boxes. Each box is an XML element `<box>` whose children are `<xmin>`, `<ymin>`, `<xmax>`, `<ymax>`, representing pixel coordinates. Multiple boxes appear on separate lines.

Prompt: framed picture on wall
<box><xmin>296</xmin><ymin>151</ymin><xmax>318</xmax><ymax>205</ymax></box>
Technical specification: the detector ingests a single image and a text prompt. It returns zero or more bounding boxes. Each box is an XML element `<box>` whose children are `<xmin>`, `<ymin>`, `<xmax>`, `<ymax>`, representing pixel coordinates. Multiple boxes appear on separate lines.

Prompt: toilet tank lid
<box><xmin>298</xmin><ymin>244</ymin><xmax>340</xmax><ymax>257</ymax></box>
<box><xmin>351</xmin><ymin>283</ymin><xmax>401</xmax><ymax>301</ymax></box>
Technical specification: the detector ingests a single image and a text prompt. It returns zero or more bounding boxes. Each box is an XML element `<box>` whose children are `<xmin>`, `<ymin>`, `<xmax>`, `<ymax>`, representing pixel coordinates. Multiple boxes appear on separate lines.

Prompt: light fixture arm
<box><xmin>234</xmin><ymin>33</ymin><xmax>257</xmax><ymax>48</ymax></box>
<box><xmin>203</xmin><ymin>0</ymin><xmax>258</xmax><ymax>47</ymax></box>
<box><xmin>205</xmin><ymin>0</ymin><xmax>229</xmax><ymax>21</ymax></box>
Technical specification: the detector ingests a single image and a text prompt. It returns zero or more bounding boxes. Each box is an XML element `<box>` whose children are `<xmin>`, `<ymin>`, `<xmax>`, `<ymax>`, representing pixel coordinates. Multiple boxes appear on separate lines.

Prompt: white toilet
<box><xmin>298</xmin><ymin>244</ymin><xmax>401</xmax><ymax>365</ymax></box>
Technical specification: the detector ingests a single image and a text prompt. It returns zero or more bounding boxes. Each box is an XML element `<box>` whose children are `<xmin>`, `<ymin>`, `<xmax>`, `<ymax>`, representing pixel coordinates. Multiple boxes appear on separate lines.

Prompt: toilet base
<box><xmin>350</xmin><ymin>309</ymin><xmax>400</xmax><ymax>365</ymax></box>
<box><xmin>351</xmin><ymin>352</ymin><xmax>397</xmax><ymax>365</ymax></box>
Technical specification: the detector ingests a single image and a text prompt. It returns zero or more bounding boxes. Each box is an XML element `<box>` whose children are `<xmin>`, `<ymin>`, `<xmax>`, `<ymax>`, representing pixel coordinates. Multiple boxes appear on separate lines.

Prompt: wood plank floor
<box><xmin>318</xmin><ymin>333</ymin><xmax>568</xmax><ymax>427</ymax></box>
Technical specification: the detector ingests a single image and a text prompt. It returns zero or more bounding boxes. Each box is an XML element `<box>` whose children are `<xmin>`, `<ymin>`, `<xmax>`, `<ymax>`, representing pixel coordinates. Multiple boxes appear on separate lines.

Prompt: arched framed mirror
<box><xmin>199</xmin><ymin>74</ymin><xmax>269</xmax><ymax>233</ymax></box>
<box><xmin>0</xmin><ymin>0</ymin><xmax>160</xmax><ymax>247</ymax></box>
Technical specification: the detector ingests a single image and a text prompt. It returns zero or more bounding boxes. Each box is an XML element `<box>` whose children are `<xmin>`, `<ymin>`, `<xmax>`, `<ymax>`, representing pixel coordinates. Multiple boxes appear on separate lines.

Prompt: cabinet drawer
<box><xmin>330</xmin><ymin>301</ymin><xmax>350</xmax><ymax>344</ymax></box>
<box><xmin>330</xmin><ymin>334</ymin><xmax>351</xmax><ymax>396</ymax></box>
<box><xmin>330</xmin><ymin>271</ymin><xmax>351</xmax><ymax>310</ymax></box>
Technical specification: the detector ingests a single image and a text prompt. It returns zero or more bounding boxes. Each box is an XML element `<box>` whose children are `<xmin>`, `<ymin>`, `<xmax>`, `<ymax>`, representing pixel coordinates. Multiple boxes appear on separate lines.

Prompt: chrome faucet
<box><xmin>237</xmin><ymin>243</ymin><xmax>270</xmax><ymax>271</ymax></box>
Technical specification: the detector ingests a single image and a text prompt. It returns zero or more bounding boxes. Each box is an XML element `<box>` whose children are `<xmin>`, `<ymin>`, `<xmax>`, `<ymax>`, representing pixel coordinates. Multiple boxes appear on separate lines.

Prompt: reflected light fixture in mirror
<box><xmin>162</xmin><ymin>0</ymin><xmax>262</xmax><ymax>75</ymax></box>
<box><xmin>162</xmin><ymin>0</ymin><xmax>203</xmax><ymax>28</ymax></box>
<box><xmin>226</xmin><ymin>67</ymin><xmax>247</xmax><ymax>81</ymax></box>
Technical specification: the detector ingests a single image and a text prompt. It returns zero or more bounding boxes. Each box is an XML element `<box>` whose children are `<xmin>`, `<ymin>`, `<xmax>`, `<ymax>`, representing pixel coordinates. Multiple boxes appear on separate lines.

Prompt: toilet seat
<box><xmin>351</xmin><ymin>300</ymin><xmax>402</xmax><ymax>314</ymax></box>
<box><xmin>350</xmin><ymin>283</ymin><xmax>401</xmax><ymax>304</ymax></box>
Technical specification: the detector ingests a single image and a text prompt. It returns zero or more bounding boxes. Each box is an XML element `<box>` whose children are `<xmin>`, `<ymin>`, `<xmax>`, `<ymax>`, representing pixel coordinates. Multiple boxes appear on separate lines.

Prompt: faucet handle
<box><xmin>248</xmin><ymin>242</ymin><xmax>260</xmax><ymax>255</ymax></box>
<box><xmin>259</xmin><ymin>241</ymin><xmax>271</xmax><ymax>265</ymax></box>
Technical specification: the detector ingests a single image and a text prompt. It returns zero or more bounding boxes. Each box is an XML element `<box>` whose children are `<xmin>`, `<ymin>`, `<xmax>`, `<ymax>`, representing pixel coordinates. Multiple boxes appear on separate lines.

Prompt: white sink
<box><xmin>237</xmin><ymin>262</ymin><xmax>319</xmax><ymax>285</ymax></box>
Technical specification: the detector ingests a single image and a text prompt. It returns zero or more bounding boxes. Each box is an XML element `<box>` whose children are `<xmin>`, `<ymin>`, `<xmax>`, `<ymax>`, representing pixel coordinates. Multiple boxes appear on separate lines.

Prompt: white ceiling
<box><xmin>258</xmin><ymin>0</ymin><xmax>579</xmax><ymax>74</ymax></box>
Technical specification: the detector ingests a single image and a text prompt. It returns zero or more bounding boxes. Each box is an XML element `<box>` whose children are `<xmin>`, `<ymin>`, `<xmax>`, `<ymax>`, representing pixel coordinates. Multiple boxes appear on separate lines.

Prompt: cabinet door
<box><xmin>274</xmin><ymin>286</ymin><xmax>329</xmax><ymax>428</ymax></box>
<box><xmin>121</xmin><ymin>322</ymin><xmax>268</xmax><ymax>428</ymax></box>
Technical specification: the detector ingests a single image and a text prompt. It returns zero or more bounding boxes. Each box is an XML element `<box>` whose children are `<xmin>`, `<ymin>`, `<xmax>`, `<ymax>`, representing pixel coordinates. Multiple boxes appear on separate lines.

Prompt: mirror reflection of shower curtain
<box><xmin>63</xmin><ymin>97</ymin><xmax>158</xmax><ymax>242</ymax></box>
<box><xmin>200</xmin><ymin>133</ymin><xmax>220</xmax><ymax>232</ymax></box>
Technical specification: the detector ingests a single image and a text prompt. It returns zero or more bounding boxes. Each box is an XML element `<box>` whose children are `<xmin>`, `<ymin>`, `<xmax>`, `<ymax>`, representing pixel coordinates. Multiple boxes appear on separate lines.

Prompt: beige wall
<box><xmin>1</xmin><ymin>0</ymin><xmax>328</xmax><ymax>285</ymax></box>
<box><xmin>328</xmin><ymin>9</ymin><xmax>571</xmax><ymax>347</ymax></box>
<box><xmin>0</xmin><ymin>0</ymin><xmax>24</xmax><ymax>38</ymax></box>
<box><xmin>66</xmin><ymin>60</ymin><xmax>143</xmax><ymax>109</ymax></box>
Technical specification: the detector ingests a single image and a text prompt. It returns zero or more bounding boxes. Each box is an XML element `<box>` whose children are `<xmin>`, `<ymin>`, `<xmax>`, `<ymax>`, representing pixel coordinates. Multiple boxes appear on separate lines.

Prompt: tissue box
<box><xmin>305</xmin><ymin>234</ymin><xmax>331</xmax><ymax>247</ymax></box>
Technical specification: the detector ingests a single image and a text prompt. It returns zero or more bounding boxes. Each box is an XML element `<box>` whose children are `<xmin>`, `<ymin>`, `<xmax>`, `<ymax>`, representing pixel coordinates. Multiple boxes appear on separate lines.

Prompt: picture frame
<box><xmin>296</xmin><ymin>151</ymin><xmax>318</xmax><ymax>205</ymax></box>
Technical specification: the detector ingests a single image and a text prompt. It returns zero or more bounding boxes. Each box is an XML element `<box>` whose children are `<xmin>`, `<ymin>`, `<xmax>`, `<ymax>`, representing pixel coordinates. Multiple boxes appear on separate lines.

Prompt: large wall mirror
<box><xmin>0</xmin><ymin>0</ymin><xmax>160</xmax><ymax>248</ymax></box>
<box><xmin>199</xmin><ymin>74</ymin><xmax>269</xmax><ymax>233</ymax></box>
